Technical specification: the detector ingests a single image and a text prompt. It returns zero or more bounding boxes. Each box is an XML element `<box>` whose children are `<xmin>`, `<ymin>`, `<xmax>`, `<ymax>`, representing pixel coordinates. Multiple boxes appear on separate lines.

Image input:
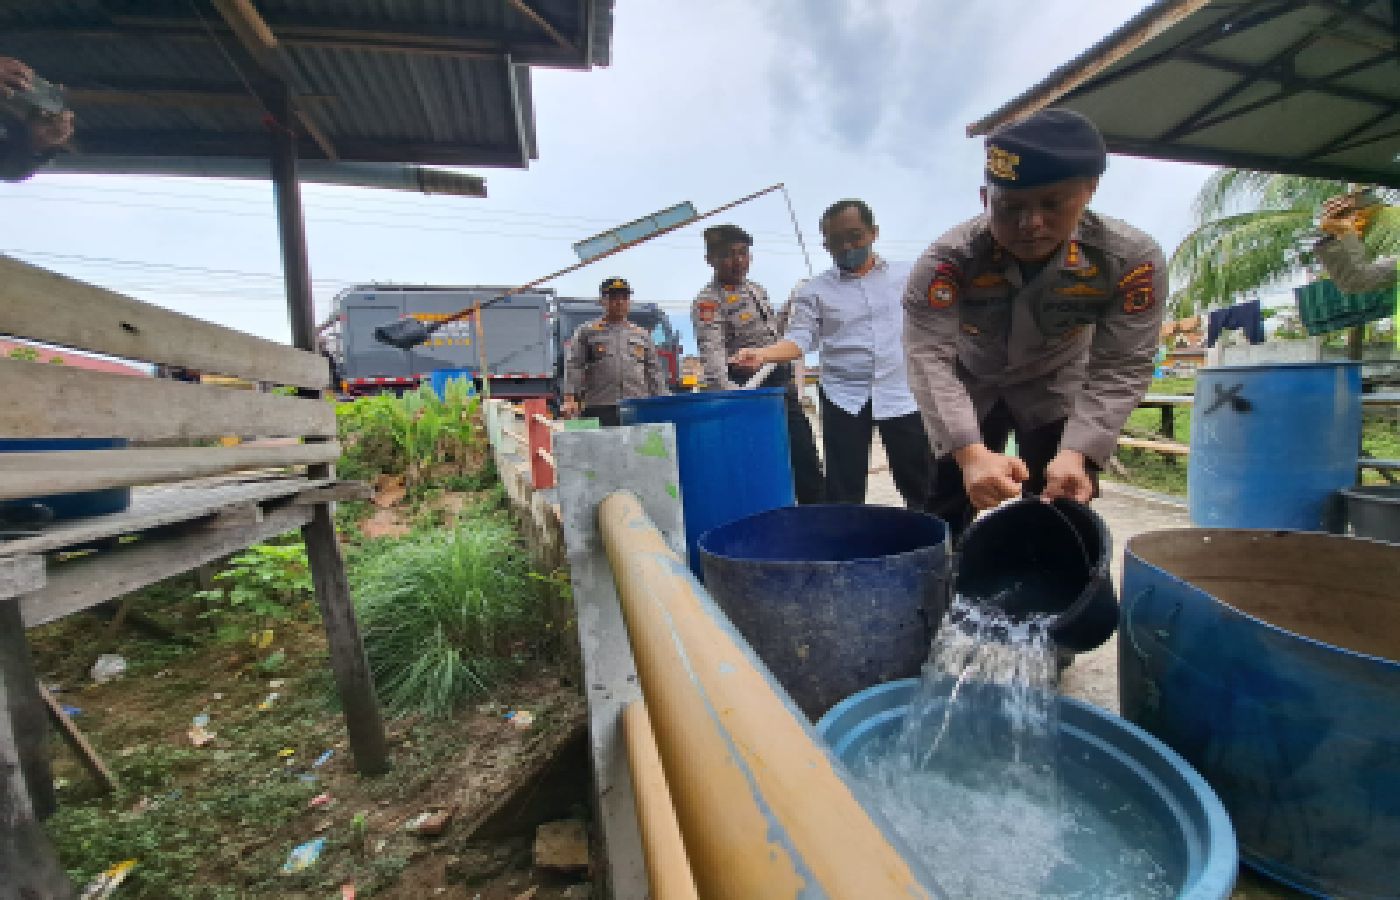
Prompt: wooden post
<box><xmin>0</xmin><ymin>600</ymin><xmax>55</xmax><ymax>822</ymax></box>
<box><xmin>0</xmin><ymin>558</ymin><xmax>73</xmax><ymax>899</ymax></box>
<box><xmin>1159</xmin><ymin>404</ymin><xmax>1174</xmax><ymax>440</ymax></box>
<box><xmin>271</xmin><ymin>86</ymin><xmax>389</xmax><ymax>776</ymax></box>
<box><xmin>525</xmin><ymin>398</ymin><xmax>554</xmax><ymax>490</ymax></box>
<box><xmin>302</xmin><ymin>505</ymin><xmax>389</xmax><ymax>774</ymax></box>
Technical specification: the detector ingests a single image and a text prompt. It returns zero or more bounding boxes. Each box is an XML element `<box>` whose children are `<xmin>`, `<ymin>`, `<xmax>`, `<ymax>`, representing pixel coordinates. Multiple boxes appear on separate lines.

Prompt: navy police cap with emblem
<box><xmin>599</xmin><ymin>276</ymin><xmax>632</xmax><ymax>295</ymax></box>
<box><xmin>985</xmin><ymin>109</ymin><xmax>1107</xmax><ymax>189</ymax></box>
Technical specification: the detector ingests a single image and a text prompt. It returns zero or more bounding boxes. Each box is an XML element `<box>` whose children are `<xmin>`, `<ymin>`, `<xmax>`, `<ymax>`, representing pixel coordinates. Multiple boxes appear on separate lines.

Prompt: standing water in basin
<box><xmin>853</xmin><ymin>593</ymin><xmax>1175</xmax><ymax>899</ymax></box>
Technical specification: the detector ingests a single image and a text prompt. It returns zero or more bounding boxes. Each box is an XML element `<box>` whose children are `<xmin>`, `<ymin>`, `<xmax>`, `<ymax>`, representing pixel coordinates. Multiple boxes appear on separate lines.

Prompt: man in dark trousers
<box><xmin>691</xmin><ymin>224</ymin><xmax>824</xmax><ymax>503</ymax></box>
<box><xmin>730</xmin><ymin>202</ymin><xmax>931</xmax><ymax>508</ymax></box>
<box><xmin>561</xmin><ymin>277</ymin><xmax>668</xmax><ymax>426</ymax></box>
<box><xmin>903</xmin><ymin>109</ymin><xmax>1168</xmax><ymax>538</ymax></box>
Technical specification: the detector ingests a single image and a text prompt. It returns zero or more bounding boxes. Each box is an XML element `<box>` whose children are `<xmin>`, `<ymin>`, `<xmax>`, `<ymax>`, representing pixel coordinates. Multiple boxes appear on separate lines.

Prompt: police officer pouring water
<box><xmin>904</xmin><ymin>109</ymin><xmax>1168</xmax><ymax>538</ymax></box>
<box><xmin>691</xmin><ymin>224</ymin><xmax>824</xmax><ymax>504</ymax></box>
<box><xmin>561</xmin><ymin>277</ymin><xmax>668</xmax><ymax>426</ymax></box>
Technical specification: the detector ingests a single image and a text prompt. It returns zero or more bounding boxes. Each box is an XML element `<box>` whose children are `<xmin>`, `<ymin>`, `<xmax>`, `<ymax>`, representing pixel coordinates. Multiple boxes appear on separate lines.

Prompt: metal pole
<box><xmin>598</xmin><ymin>491</ymin><xmax>939</xmax><ymax>900</ymax></box>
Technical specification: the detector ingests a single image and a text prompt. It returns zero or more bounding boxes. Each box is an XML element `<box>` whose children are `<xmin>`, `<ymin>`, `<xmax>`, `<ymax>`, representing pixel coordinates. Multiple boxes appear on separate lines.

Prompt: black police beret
<box><xmin>600</xmin><ymin>276</ymin><xmax>632</xmax><ymax>295</ymax></box>
<box><xmin>703</xmin><ymin>224</ymin><xmax>753</xmax><ymax>249</ymax></box>
<box><xmin>985</xmin><ymin>109</ymin><xmax>1107</xmax><ymax>188</ymax></box>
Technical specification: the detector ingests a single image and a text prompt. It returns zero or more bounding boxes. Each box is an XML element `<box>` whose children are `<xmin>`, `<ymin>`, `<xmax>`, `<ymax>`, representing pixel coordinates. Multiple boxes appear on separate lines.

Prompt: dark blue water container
<box><xmin>816</xmin><ymin>679</ymin><xmax>1238</xmax><ymax>900</ymax></box>
<box><xmin>1188</xmin><ymin>363</ymin><xmax>1361</xmax><ymax>529</ymax></box>
<box><xmin>697</xmin><ymin>505</ymin><xmax>948</xmax><ymax>719</ymax></box>
<box><xmin>0</xmin><ymin>438</ymin><xmax>132</xmax><ymax>522</ymax></box>
<box><xmin>620</xmin><ymin>389</ymin><xmax>794</xmax><ymax>575</ymax></box>
<box><xmin>1121</xmin><ymin>529</ymin><xmax>1400</xmax><ymax>898</ymax></box>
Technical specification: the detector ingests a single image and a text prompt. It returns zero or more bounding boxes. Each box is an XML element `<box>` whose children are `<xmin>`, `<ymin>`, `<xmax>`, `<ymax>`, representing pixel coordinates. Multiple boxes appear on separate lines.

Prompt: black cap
<box><xmin>599</xmin><ymin>276</ymin><xmax>632</xmax><ymax>295</ymax></box>
<box><xmin>703</xmin><ymin>224</ymin><xmax>753</xmax><ymax>250</ymax></box>
<box><xmin>985</xmin><ymin>109</ymin><xmax>1107</xmax><ymax>188</ymax></box>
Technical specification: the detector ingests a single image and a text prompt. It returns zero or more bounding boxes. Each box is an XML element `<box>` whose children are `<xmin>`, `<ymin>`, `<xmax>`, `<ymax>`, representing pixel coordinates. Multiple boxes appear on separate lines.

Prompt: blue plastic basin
<box><xmin>817</xmin><ymin>679</ymin><xmax>1238</xmax><ymax>900</ymax></box>
<box><xmin>1122</xmin><ymin>529</ymin><xmax>1400</xmax><ymax>898</ymax></box>
<box><xmin>0</xmin><ymin>438</ymin><xmax>131</xmax><ymax>522</ymax></box>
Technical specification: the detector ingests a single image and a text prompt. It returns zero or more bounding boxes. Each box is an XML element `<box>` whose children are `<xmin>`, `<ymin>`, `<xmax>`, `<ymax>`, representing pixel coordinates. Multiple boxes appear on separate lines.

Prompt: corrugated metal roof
<box><xmin>0</xmin><ymin>0</ymin><xmax>612</xmax><ymax>167</ymax></box>
<box><xmin>968</xmin><ymin>0</ymin><xmax>1399</xmax><ymax>187</ymax></box>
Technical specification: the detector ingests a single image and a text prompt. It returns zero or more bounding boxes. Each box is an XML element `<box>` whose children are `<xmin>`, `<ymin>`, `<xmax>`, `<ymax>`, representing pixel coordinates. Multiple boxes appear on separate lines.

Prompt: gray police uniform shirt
<box><xmin>1315</xmin><ymin>233</ymin><xmax>1397</xmax><ymax>294</ymax></box>
<box><xmin>562</xmin><ymin>318</ymin><xmax>669</xmax><ymax>407</ymax></box>
<box><xmin>903</xmin><ymin>210</ymin><xmax>1168</xmax><ymax>466</ymax></box>
<box><xmin>691</xmin><ymin>278</ymin><xmax>782</xmax><ymax>390</ymax></box>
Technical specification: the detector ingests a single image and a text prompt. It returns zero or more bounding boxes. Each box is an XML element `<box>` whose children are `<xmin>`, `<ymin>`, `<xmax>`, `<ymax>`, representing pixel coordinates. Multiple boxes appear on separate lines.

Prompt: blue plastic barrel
<box><xmin>698</xmin><ymin>505</ymin><xmax>948</xmax><ymax>718</ymax></box>
<box><xmin>0</xmin><ymin>438</ymin><xmax>132</xmax><ymax>521</ymax></box>
<box><xmin>620</xmin><ymin>389</ymin><xmax>794</xmax><ymax>575</ymax></box>
<box><xmin>428</xmin><ymin>368</ymin><xmax>477</xmax><ymax>399</ymax></box>
<box><xmin>1121</xmin><ymin>529</ymin><xmax>1400</xmax><ymax>898</ymax></box>
<box><xmin>1188</xmin><ymin>363</ymin><xmax>1360</xmax><ymax>529</ymax></box>
<box><xmin>817</xmin><ymin>679</ymin><xmax>1238</xmax><ymax>900</ymax></box>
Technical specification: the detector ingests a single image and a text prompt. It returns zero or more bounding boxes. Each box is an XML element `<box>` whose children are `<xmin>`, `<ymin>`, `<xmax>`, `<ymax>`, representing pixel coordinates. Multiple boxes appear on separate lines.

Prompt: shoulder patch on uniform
<box><xmin>696</xmin><ymin>300</ymin><xmax>718</xmax><ymax>323</ymax></box>
<box><xmin>934</xmin><ymin>261</ymin><xmax>962</xmax><ymax>280</ymax></box>
<box><xmin>928</xmin><ymin>276</ymin><xmax>957</xmax><ymax>310</ymax></box>
<box><xmin>1054</xmin><ymin>282</ymin><xmax>1108</xmax><ymax>298</ymax></box>
<box><xmin>1117</xmin><ymin>260</ymin><xmax>1157</xmax><ymax>314</ymax></box>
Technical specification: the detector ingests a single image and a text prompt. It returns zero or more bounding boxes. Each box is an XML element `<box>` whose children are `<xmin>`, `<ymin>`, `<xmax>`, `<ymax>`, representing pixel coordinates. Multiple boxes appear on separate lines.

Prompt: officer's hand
<box><xmin>561</xmin><ymin>397</ymin><xmax>580</xmax><ymax>418</ymax></box>
<box><xmin>1042</xmin><ymin>450</ymin><xmax>1094</xmax><ymax>504</ymax></box>
<box><xmin>0</xmin><ymin>57</ymin><xmax>33</xmax><ymax>96</ymax></box>
<box><xmin>728</xmin><ymin>348</ymin><xmax>764</xmax><ymax>371</ymax></box>
<box><xmin>1319</xmin><ymin>194</ymin><xmax>1361</xmax><ymax>238</ymax></box>
<box><xmin>955</xmin><ymin>445</ymin><xmax>1028</xmax><ymax>510</ymax></box>
<box><xmin>29</xmin><ymin>109</ymin><xmax>73</xmax><ymax>150</ymax></box>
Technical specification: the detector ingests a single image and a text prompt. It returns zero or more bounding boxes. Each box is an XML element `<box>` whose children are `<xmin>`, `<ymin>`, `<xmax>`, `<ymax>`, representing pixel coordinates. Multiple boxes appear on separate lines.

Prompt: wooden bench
<box><xmin>0</xmin><ymin>257</ymin><xmax>388</xmax><ymax>863</ymax></box>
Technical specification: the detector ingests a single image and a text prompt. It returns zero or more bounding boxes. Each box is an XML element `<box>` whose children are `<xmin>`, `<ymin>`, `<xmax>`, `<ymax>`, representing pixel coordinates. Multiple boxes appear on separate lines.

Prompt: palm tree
<box><xmin>1170</xmin><ymin>170</ymin><xmax>1399</xmax><ymax>320</ymax></box>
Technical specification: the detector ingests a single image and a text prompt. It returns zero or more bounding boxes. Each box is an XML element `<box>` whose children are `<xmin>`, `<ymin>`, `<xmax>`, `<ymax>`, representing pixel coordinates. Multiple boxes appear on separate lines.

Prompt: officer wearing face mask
<box><xmin>903</xmin><ymin>109</ymin><xmax>1167</xmax><ymax>538</ymax></box>
<box><xmin>730</xmin><ymin>200</ymin><xmax>933</xmax><ymax>508</ymax></box>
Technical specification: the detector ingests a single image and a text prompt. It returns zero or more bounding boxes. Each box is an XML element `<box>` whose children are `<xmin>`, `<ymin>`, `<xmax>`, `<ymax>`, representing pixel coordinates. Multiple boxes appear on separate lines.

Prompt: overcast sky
<box><xmin>1</xmin><ymin>0</ymin><xmax>1221</xmax><ymax>353</ymax></box>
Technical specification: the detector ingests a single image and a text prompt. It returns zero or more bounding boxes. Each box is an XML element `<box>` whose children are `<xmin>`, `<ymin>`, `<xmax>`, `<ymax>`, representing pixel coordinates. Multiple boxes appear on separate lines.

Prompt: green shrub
<box><xmin>353</xmin><ymin>516</ymin><xmax>537</xmax><ymax>716</ymax></box>
<box><xmin>195</xmin><ymin>539</ymin><xmax>314</xmax><ymax>636</ymax></box>
<box><xmin>335</xmin><ymin>381</ymin><xmax>482</xmax><ymax>489</ymax></box>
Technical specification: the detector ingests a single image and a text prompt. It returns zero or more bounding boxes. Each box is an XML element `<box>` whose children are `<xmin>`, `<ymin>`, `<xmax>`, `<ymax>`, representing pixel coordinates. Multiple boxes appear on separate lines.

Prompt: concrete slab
<box><xmin>554</xmin><ymin>423</ymin><xmax>685</xmax><ymax>900</ymax></box>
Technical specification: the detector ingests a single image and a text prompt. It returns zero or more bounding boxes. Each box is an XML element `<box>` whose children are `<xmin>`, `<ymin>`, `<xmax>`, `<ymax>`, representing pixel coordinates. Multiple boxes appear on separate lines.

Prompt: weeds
<box><xmin>195</xmin><ymin>539</ymin><xmax>314</xmax><ymax>639</ymax></box>
<box><xmin>336</xmin><ymin>381</ymin><xmax>483</xmax><ymax>492</ymax></box>
<box><xmin>353</xmin><ymin>516</ymin><xmax>539</xmax><ymax>716</ymax></box>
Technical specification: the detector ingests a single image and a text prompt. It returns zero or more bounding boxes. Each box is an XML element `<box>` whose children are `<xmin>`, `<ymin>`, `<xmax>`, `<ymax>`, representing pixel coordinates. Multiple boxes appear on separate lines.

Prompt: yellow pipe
<box><xmin>621</xmin><ymin>701</ymin><xmax>701</xmax><ymax>900</ymax></box>
<box><xmin>599</xmin><ymin>491</ymin><xmax>936</xmax><ymax>900</ymax></box>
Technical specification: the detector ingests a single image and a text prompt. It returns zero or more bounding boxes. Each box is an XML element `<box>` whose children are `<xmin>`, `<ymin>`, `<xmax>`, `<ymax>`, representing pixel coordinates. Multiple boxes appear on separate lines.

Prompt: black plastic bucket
<box><xmin>1340</xmin><ymin>485</ymin><xmax>1400</xmax><ymax>543</ymax></box>
<box><xmin>697</xmin><ymin>505</ymin><xmax>949</xmax><ymax>719</ymax></box>
<box><xmin>954</xmin><ymin>498</ymin><xmax>1117</xmax><ymax>652</ymax></box>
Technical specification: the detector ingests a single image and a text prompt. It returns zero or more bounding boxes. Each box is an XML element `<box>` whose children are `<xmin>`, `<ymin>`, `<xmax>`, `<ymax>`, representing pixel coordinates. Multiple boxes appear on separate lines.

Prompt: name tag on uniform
<box><xmin>1055</xmin><ymin>283</ymin><xmax>1107</xmax><ymax>297</ymax></box>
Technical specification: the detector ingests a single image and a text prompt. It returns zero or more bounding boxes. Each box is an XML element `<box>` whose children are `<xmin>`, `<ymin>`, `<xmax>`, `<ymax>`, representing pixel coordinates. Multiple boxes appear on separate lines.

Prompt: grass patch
<box><xmin>353</xmin><ymin>515</ymin><xmax>540</xmax><ymax>717</ymax></box>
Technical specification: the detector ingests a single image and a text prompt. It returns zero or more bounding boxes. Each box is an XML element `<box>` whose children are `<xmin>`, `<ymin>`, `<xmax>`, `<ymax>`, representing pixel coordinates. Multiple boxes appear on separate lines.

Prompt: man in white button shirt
<box><xmin>731</xmin><ymin>199</ymin><xmax>933</xmax><ymax>507</ymax></box>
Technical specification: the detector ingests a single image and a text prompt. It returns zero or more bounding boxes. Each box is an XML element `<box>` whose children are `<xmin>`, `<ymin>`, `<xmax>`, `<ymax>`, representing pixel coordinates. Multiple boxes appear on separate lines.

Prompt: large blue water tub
<box><xmin>817</xmin><ymin>678</ymin><xmax>1238</xmax><ymax>900</ymax></box>
<box><xmin>1121</xmin><ymin>529</ymin><xmax>1400</xmax><ymax>898</ymax></box>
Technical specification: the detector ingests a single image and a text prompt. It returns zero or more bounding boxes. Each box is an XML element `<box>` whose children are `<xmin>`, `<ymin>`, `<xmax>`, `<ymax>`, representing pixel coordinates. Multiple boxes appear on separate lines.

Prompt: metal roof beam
<box><xmin>1304</xmin><ymin>0</ymin><xmax>1399</xmax><ymax>36</ymax></box>
<box><xmin>210</xmin><ymin>0</ymin><xmax>338</xmax><ymax>161</ymax></box>
<box><xmin>506</xmin><ymin>0</ymin><xmax>578</xmax><ymax>54</ymax></box>
<box><xmin>1106</xmin><ymin>136</ymin><xmax>1400</xmax><ymax>187</ymax></box>
<box><xmin>72</xmin><ymin>17</ymin><xmax>584</xmax><ymax>65</ymax></box>
<box><xmin>71</xmin><ymin>131</ymin><xmax>528</xmax><ymax>167</ymax></box>
<box><xmin>65</xmin><ymin>86</ymin><xmax>336</xmax><ymax>108</ymax></box>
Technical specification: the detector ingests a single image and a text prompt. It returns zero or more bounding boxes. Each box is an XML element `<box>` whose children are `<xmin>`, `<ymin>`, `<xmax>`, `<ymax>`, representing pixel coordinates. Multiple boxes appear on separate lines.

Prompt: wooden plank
<box><xmin>0</xmin><ymin>254</ymin><xmax>329</xmax><ymax>389</ymax></box>
<box><xmin>0</xmin><ymin>443</ymin><xmax>341</xmax><ymax>500</ymax></box>
<box><xmin>1118</xmin><ymin>436</ymin><xmax>1191</xmax><ymax>456</ymax></box>
<box><xmin>0</xmin><ymin>557</ymin><xmax>43</xmax><ymax>600</ymax></box>
<box><xmin>39</xmin><ymin>684</ymin><xmax>118</xmax><ymax>794</ymax></box>
<box><xmin>302</xmin><ymin>504</ymin><xmax>389</xmax><ymax>775</ymax></box>
<box><xmin>21</xmin><ymin>505</ymin><xmax>313</xmax><ymax>628</ymax></box>
<box><xmin>291</xmin><ymin>481</ymin><xmax>372</xmax><ymax>505</ymax></box>
<box><xmin>1360</xmin><ymin>458</ymin><xmax>1400</xmax><ymax>471</ymax></box>
<box><xmin>0</xmin><ymin>476</ymin><xmax>327</xmax><ymax>556</ymax></box>
<box><xmin>0</xmin><ymin>356</ymin><xmax>336</xmax><ymax>441</ymax></box>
